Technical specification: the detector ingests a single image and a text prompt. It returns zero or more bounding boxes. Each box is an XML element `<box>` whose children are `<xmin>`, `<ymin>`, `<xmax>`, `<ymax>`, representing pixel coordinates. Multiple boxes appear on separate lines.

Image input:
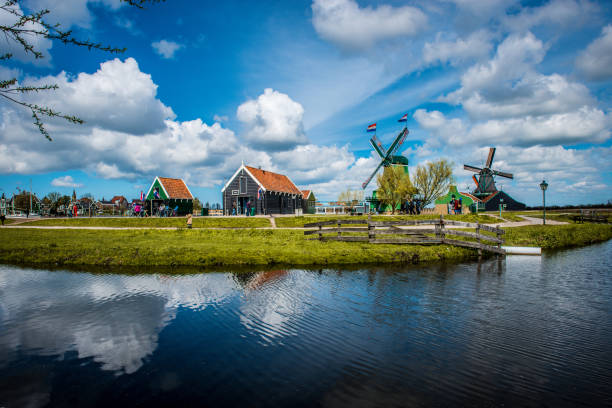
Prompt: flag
<box><xmin>398</xmin><ymin>113</ymin><xmax>408</xmax><ymax>122</ymax></box>
<box><xmin>140</xmin><ymin>191</ymin><xmax>144</xmax><ymax>201</ymax></box>
<box><xmin>367</xmin><ymin>123</ymin><xmax>376</xmax><ymax>132</ymax></box>
<box><xmin>257</xmin><ymin>188</ymin><xmax>262</xmax><ymax>200</ymax></box>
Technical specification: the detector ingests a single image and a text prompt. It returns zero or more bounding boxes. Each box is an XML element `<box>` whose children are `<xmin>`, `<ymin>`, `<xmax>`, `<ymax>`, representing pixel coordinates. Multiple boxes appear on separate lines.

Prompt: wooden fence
<box><xmin>304</xmin><ymin>216</ymin><xmax>505</xmax><ymax>255</ymax></box>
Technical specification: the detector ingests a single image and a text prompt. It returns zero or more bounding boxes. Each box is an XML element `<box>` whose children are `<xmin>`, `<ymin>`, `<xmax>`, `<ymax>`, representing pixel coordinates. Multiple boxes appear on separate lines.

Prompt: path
<box><xmin>0</xmin><ymin>215</ymin><xmax>568</xmax><ymax>231</ymax></box>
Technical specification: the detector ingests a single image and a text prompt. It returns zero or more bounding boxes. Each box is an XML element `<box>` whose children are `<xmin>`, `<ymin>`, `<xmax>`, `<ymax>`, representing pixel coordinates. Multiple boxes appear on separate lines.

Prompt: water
<box><xmin>1</xmin><ymin>241</ymin><xmax>611</xmax><ymax>407</ymax></box>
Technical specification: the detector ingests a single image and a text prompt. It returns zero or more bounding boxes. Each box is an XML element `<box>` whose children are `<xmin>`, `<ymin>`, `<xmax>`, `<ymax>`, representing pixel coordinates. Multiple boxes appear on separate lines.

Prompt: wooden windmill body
<box><xmin>464</xmin><ymin>147</ymin><xmax>513</xmax><ymax>198</ymax></box>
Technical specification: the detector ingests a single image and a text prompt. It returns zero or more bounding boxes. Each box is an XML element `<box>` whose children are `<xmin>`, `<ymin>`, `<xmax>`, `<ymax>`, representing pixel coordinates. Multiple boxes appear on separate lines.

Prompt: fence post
<box><xmin>496</xmin><ymin>227</ymin><xmax>502</xmax><ymax>256</ymax></box>
<box><xmin>439</xmin><ymin>214</ymin><xmax>445</xmax><ymax>243</ymax></box>
<box><xmin>318</xmin><ymin>224</ymin><xmax>322</xmax><ymax>241</ymax></box>
<box><xmin>476</xmin><ymin>222</ymin><xmax>482</xmax><ymax>257</ymax></box>
<box><xmin>338</xmin><ymin>220</ymin><xmax>342</xmax><ymax>239</ymax></box>
<box><xmin>368</xmin><ymin>213</ymin><xmax>374</xmax><ymax>243</ymax></box>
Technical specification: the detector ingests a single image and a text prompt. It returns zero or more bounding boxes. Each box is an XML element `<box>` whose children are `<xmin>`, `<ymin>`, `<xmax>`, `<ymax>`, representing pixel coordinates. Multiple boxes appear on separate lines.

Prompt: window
<box><xmin>239</xmin><ymin>177</ymin><xmax>247</xmax><ymax>194</ymax></box>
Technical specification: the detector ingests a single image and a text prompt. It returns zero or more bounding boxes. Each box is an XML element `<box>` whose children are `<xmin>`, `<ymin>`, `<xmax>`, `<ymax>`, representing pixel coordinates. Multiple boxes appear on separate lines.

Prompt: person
<box><xmin>458</xmin><ymin>197</ymin><xmax>463</xmax><ymax>214</ymax></box>
<box><xmin>453</xmin><ymin>196</ymin><xmax>460</xmax><ymax>215</ymax></box>
<box><xmin>415</xmin><ymin>199</ymin><xmax>421</xmax><ymax>215</ymax></box>
<box><xmin>186</xmin><ymin>213</ymin><xmax>192</xmax><ymax>229</ymax></box>
<box><xmin>246</xmin><ymin>200</ymin><xmax>251</xmax><ymax>217</ymax></box>
<box><xmin>25</xmin><ymin>208</ymin><xmax>29</xmax><ymax>218</ymax></box>
<box><xmin>232</xmin><ymin>202</ymin><xmax>236</xmax><ymax>216</ymax></box>
<box><xmin>0</xmin><ymin>213</ymin><xmax>5</xmax><ymax>226</ymax></box>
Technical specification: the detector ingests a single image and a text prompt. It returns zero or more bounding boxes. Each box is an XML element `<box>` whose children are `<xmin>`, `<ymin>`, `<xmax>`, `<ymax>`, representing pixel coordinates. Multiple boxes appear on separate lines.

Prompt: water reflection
<box><xmin>0</xmin><ymin>240</ymin><xmax>610</xmax><ymax>407</ymax></box>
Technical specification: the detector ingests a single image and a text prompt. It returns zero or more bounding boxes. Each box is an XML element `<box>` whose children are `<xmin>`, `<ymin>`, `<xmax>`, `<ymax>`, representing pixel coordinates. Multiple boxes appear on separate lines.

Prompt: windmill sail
<box><xmin>362</xmin><ymin>160</ymin><xmax>385</xmax><ymax>189</ymax></box>
<box><xmin>485</xmin><ymin>147</ymin><xmax>496</xmax><ymax>168</ymax></box>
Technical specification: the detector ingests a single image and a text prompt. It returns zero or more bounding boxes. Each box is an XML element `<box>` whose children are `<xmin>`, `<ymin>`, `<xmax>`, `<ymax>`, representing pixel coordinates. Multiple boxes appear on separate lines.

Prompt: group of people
<box><xmin>231</xmin><ymin>199</ymin><xmax>255</xmax><ymax>216</ymax></box>
<box><xmin>401</xmin><ymin>199</ymin><xmax>422</xmax><ymax>215</ymax></box>
<box><xmin>448</xmin><ymin>195</ymin><xmax>463</xmax><ymax>214</ymax></box>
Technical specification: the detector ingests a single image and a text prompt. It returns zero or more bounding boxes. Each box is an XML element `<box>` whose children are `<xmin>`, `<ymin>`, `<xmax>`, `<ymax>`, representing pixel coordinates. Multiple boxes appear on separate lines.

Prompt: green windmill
<box><xmin>361</xmin><ymin>125</ymin><xmax>409</xmax><ymax>189</ymax></box>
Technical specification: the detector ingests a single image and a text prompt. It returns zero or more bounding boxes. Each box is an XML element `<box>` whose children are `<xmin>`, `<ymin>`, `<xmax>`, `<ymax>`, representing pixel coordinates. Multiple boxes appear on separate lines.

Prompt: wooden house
<box><xmin>221</xmin><ymin>164</ymin><xmax>302</xmax><ymax>215</ymax></box>
<box><xmin>145</xmin><ymin>177</ymin><xmax>194</xmax><ymax>215</ymax></box>
<box><xmin>301</xmin><ymin>190</ymin><xmax>316</xmax><ymax>214</ymax></box>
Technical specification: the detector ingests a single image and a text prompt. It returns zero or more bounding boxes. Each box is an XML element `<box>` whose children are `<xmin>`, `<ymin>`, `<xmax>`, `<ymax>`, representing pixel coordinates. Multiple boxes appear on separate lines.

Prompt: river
<box><xmin>0</xmin><ymin>241</ymin><xmax>611</xmax><ymax>407</ymax></box>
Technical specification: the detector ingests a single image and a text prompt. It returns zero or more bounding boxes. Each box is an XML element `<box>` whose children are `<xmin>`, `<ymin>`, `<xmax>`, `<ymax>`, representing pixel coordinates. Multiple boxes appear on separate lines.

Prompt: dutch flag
<box><xmin>398</xmin><ymin>113</ymin><xmax>408</xmax><ymax>122</ymax></box>
<box><xmin>257</xmin><ymin>188</ymin><xmax>262</xmax><ymax>200</ymax></box>
<box><xmin>367</xmin><ymin>123</ymin><xmax>376</xmax><ymax>132</ymax></box>
<box><xmin>140</xmin><ymin>191</ymin><xmax>144</xmax><ymax>201</ymax></box>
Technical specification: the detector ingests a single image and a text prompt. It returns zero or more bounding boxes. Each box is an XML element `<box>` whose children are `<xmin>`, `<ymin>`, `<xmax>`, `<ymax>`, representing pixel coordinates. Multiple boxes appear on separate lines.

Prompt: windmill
<box><xmin>464</xmin><ymin>147</ymin><xmax>513</xmax><ymax>197</ymax></box>
<box><xmin>361</xmin><ymin>126</ymin><xmax>409</xmax><ymax>189</ymax></box>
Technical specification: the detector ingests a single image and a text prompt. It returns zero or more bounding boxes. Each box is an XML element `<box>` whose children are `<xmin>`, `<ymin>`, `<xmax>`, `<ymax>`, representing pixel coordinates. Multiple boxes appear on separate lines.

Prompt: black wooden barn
<box><xmin>222</xmin><ymin>164</ymin><xmax>303</xmax><ymax>215</ymax></box>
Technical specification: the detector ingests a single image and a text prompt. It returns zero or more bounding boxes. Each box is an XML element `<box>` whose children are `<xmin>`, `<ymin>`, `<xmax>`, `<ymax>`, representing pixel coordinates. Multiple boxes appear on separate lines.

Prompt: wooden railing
<box><xmin>304</xmin><ymin>215</ymin><xmax>505</xmax><ymax>255</ymax></box>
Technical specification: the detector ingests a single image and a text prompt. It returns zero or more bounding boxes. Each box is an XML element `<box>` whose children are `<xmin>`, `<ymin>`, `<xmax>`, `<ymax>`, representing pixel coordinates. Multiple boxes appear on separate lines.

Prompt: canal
<box><xmin>1</xmin><ymin>240</ymin><xmax>611</xmax><ymax>407</ymax></box>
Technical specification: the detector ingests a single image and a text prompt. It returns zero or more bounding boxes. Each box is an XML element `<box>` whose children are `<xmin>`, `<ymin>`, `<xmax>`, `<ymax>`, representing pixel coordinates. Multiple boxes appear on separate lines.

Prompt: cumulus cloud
<box><xmin>576</xmin><ymin>24</ymin><xmax>612</xmax><ymax>81</ymax></box>
<box><xmin>311</xmin><ymin>0</ymin><xmax>427</xmax><ymax>51</ymax></box>
<box><xmin>151</xmin><ymin>40</ymin><xmax>184</xmax><ymax>59</ymax></box>
<box><xmin>423</xmin><ymin>30</ymin><xmax>493</xmax><ymax>66</ymax></box>
<box><xmin>213</xmin><ymin>114</ymin><xmax>228</xmax><ymax>123</ymax></box>
<box><xmin>237</xmin><ymin>88</ymin><xmax>308</xmax><ymax>151</ymax></box>
<box><xmin>51</xmin><ymin>175</ymin><xmax>83</xmax><ymax>188</ymax></box>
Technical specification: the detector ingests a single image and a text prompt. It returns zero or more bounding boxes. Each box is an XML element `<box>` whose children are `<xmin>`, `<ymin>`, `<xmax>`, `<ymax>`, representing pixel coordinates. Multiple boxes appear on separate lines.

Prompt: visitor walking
<box><xmin>186</xmin><ymin>213</ymin><xmax>192</xmax><ymax>229</ymax></box>
<box><xmin>0</xmin><ymin>214</ymin><xmax>5</xmax><ymax>226</ymax></box>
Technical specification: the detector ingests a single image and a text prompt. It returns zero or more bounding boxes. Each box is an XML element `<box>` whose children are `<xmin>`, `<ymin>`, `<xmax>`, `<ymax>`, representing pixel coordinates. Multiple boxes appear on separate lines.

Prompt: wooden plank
<box><xmin>304</xmin><ymin>227</ymin><xmax>369</xmax><ymax>235</ymax></box>
<box><xmin>444</xmin><ymin>220</ymin><xmax>504</xmax><ymax>234</ymax></box>
<box><xmin>303</xmin><ymin>220</ymin><xmax>336</xmax><ymax>228</ymax></box>
<box><xmin>442</xmin><ymin>238</ymin><xmax>506</xmax><ymax>254</ymax></box>
<box><xmin>368</xmin><ymin>220</ymin><xmax>440</xmax><ymax>227</ymax></box>
<box><xmin>320</xmin><ymin>236</ymin><xmax>369</xmax><ymax>242</ymax></box>
<box><xmin>370</xmin><ymin>228</ymin><xmax>437</xmax><ymax>235</ymax></box>
<box><xmin>371</xmin><ymin>238</ymin><xmax>442</xmax><ymax>244</ymax></box>
<box><xmin>444</xmin><ymin>229</ymin><xmax>504</xmax><ymax>244</ymax></box>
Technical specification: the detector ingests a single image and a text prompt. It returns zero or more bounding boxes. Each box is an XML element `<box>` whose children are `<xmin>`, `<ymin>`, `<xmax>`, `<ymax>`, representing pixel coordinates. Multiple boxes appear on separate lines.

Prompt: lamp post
<box><xmin>539</xmin><ymin>180</ymin><xmax>548</xmax><ymax>225</ymax></box>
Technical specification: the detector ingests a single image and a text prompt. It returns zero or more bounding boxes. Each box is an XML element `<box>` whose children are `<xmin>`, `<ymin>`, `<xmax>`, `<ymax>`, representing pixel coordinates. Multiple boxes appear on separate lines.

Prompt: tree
<box><xmin>375</xmin><ymin>166</ymin><xmax>416</xmax><ymax>214</ymax></box>
<box><xmin>338</xmin><ymin>189</ymin><xmax>364</xmax><ymax>204</ymax></box>
<box><xmin>192</xmin><ymin>198</ymin><xmax>203</xmax><ymax>212</ymax></box>
<box><xmin>0</xmin><ymin>0</ymin><xmax>163</xmax><ymax>140</ymax></box>
<box><xmin>411</xmin><ymin>159</ymin><xmax>454</xmax><ymax>207</ymax></box>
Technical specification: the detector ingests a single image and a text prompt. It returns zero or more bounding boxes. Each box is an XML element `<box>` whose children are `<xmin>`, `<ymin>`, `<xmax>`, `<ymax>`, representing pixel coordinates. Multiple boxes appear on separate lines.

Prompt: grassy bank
<box><xmin>0</xmin><ymin>224</ymin><xmax>610</xmax><ymax>269</ymax></box>
<box><xmin>20</xmin><ymin>216</ymin><xmax>271</xmax><ymax>228</ymax></box>
<box><xmin>274</xmin><ymin>213</ymin><xmax>499</xmax><ymax>228</ymax></box>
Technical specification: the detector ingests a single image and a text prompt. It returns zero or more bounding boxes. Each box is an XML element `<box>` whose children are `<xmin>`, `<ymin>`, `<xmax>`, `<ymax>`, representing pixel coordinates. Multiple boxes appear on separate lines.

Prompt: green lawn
<box><xmin>275</xmin><ymin>213</ymin><xmax>500</xmax><ymax>228</ymax></box>
<box><xmin>1</xmin><ymin>223</ymin><xmax>609</xmax><ymax>268</ymax></box>
<box><xmin>21</xmin><ymin>216</ymin><xmax>271</xmax><ymax>228</ymax></box>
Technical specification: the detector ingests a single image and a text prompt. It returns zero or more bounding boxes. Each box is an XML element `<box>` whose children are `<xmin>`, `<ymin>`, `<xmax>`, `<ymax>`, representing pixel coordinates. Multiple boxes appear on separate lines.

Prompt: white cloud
<box><xmin>0</xmin><ymin>2</ymin><xmax>53</xmax><ymax>65</ymax></box>
<box><xmin>151</xmin><ymin>40</ymin><xmax>183</xmax><ymax>59</ymax></box>
<box><xmin>423</xmin><ymin>30</ymin><xmax>493</xmax><ymax>66</ymax></box>
<box><xmin>502</xmin><ymin>0</ymin><xmax>599</xmax><ymax>32</ymax></box>
<box><xmin>311</xmin><ymin>0</ymin><xmax>427</xmax><ymax>51</ymax></box>
<box><xmin>21</xmin><ymin>58</ymin><xmax>175</xmax><ymax>135</ymax></box>
<box><xmin>237</xmin><ymin>88</ymin><xmax>308</xmax><ymax>150</ymax></box>
<box><xmin>576</xmin><ymin>24</ymin><xmax>612</xmax><ymax>81</ymax></box>
<box><xmin>23</xmin><ymin>0</ymin><xmax>123</xmax><ymax>29</ymax></box>
<box><xmin>51</xmin><ymin>175</ymin><xmax>83</xmax><ymax>188</ymax></box>
<box><xmin>213</xmin><ymin>114</ymin><xmax>228</xmax><ymax>123</ymax></box>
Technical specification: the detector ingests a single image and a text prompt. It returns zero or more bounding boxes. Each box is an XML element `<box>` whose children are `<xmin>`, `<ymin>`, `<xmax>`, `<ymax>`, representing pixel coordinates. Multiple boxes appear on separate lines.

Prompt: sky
<box><xmin>0</xmin><ymin>0</ymin><xmax>611</xmax><ymax>207</ymax></box>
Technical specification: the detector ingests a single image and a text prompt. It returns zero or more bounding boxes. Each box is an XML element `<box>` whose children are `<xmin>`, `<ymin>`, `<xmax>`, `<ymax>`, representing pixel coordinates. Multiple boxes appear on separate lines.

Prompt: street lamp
<box><xmin>539</xmin><ymin>180</ymin><xmax>548</xmax><ymax>225</ymax></box>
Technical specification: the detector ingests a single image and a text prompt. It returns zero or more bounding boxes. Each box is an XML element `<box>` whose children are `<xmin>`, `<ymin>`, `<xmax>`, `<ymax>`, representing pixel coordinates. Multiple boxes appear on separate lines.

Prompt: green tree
<box><xmin>411</xmin><ymin>159</ymin><xmax>454</xmax><ymax>207</ymax></box>
<box><xmin>338</xmin><ymin>189</ymin><xmax>364</xmax><ymax>204</ymax></box>
<box><xmin>0</xmin><ymin>0</ymin><xmax>163</xmax><ymax>140</ymax></box>
<box><xmin>192</xmin><ymin>198</ymin><xmax>203</xmax><ymax>212</ymax></box>
<box><xmin>375</xmin><ymin>166</ymin><xmax>416</xmax><ymax>214</ymax></box>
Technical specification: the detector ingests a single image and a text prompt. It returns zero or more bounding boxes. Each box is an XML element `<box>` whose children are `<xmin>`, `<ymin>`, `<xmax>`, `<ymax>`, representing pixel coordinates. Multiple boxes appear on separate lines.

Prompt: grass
<box><xmin>506</xmin><ymin>211</ymin><xmax>611</xmax><ymax>224</ymax></box>
<box><xmin>2</xmin><ymin>218</ymin><xmax>17</xmax><ymax>225</ymax></box>
<box><xmin>0</xmin><ymin>223</ymin><xmax>610</xmax><ymax>269</ymax></box>
<box><xmin>274</xmin><ymin>213</ymin><xmax>500</xmax><ymax>228</ymax></box>
<box><xmin>20</xmin><ymin>216</ymin><xmax>271</xmax><ymax>228</ymax></box>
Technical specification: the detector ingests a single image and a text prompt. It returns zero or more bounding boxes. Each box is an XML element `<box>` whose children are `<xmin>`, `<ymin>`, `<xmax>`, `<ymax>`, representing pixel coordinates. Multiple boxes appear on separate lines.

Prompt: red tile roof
<box><xmin>110</xmin><ymin>195</ymin><xmax>127</xmax><ymax>204</ymax></box>
<box><xmin>245</xmin><ymin>166</ymin><xmax>301</xmax><ymax>195</ymax></box>
<box><xmin>158</xmin><ymin>177</ymin><xmax>193</xmax><ymax>199</ymax></box>
<box><xmin>301</xmin><ymin>190</ymin><xmax>311</xmax><ymax>199</ymax></box>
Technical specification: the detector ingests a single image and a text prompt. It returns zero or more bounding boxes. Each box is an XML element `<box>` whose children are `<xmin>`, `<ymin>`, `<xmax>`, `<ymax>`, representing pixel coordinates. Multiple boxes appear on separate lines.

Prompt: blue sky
<box><xmin>1</xmin><ymin>0</ymin><xmax>611</xmax><ymax>206</ymax></box>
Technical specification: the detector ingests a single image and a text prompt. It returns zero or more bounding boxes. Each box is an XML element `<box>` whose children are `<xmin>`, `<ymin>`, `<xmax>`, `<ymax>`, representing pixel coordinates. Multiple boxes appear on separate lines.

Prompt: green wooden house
<box><xmin>434</xmin><ymin>185</ymin><xmax>477</xmax><ymax>214</ymax></box>
<box><xmin>145</xmin><ymin>177</ymin><xmax>194</xmax><ymax>215</ymax></box>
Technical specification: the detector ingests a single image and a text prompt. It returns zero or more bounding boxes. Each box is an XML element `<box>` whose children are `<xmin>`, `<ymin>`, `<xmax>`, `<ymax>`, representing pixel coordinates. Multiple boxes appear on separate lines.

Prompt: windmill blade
<box><xmin>386</xmin><ymin>128</ymin><xmax>408</xmax><ymax>157</ymax></box>
<box><xmin>492</xmin><ymin>170</ymin><xmax>513</xmax><ymax>179</ymax></box>
<box><xmin>485</xmin><ymin>147</ymin><xmax>496</xmax><ymax>168</ymax></box>
<box><xmin>369</xmin><ymin>136</ymin><xmax>386</xmax><ymax>159</ymax></box>
<box><xmin>464</xmin><ymin>164</ymin><xmax>482</xmax><ymax>173</ymax></box>
<box><xmin>362</xmin><ymin>160</ymin><xmax>386</xmax><ymax>189</ymax></box>
<box><xmin>472</xmin><ymin>175</ymin><xmax>479</xmax><ymax>187</ymax></box>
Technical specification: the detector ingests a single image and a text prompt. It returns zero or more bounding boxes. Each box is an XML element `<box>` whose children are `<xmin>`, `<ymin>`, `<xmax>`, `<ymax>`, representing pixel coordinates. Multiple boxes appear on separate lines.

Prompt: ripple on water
<box><xmin>0</xmin><ymin>240</ymin><xmax>611</xmax><ymax>407</ymax></box>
